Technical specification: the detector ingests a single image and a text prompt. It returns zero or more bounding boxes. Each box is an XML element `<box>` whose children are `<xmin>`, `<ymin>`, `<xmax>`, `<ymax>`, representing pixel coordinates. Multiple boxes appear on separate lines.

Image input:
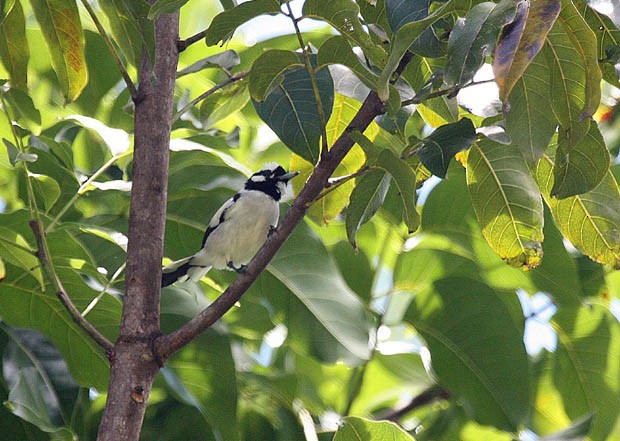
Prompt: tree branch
<box><xmin>29</xmin><ymin>220</ymin><xmax>114</xmax><ymax>353</ymax></box>
<box><xmin>156</xmin><ymin>91</ymin><xmax>386</xmax><ymax>361</ymax></box>
<box><xmin>377</xmin><ymin>386</ymin><xmax>450</xmax><ymax>422</ymax></box>
<box><xmin>172</xmin><ymin>70</ymin><xmax>249</xmax><ymax>122</ymax></box>
<box><xmin>177</xmin><ymin>29</ymin><xmax>208</xmax><ymax>52</ymax></box>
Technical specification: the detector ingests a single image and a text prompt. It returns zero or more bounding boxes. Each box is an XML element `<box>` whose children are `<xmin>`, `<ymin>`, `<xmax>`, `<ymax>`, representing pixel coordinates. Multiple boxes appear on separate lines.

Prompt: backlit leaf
<box><xmin>206</xmin><ymin>0</ymin><xmax>281</xmax><ymax>46</ymax></box>
<box><xmin>467</xmin><ymin>138</ymin><xmax>544</xmax><ymax>268</ymax></box>
<box><xmin>552</xmin><ymin>119</ymin><xmax>610</xmax><ymax>198</ymax></box>
<box><xmin>303</xmin><ymin>0</ymin><xmax>387</xmax><ymax>67</ymax></box>
<box><xmin>317</xmin><ymin>36</ymin><xmax>379</xmax><ymax>91</ymax></box>
<box><xmin>406</xmin><ymin>277</ymin><xmax>530</xmax><ymax>431</ymax></box>
<box><xmin>493</xmin><ymin>0</ymin><xmax>560</xmax><ymax>102</ymax></box>
<box><xmin>0</xmin><ymin>0</ymin><xmax>28</xmax><ymax>90</ymax></box>
<box><xmin>249</xmin><ymin>49</ymin><xmax>302</xmax><ymax>101</ymax></box>
<box><xmin>535</xmin><ymin>155</ymin><xmax>620</xmax><ymax>268</ymax></box>
<box><xmin>333</xmin><ymin>416</ymin><xmax>413</xmax><ymax>441</ymax></box>
<box><xmin>177</xmin><ymin>50</ymin><xmax>240</xmax><ymax>77</ymax></box>
<box><xmin>30</xmin><ymin>0</ymin><xmax>88</xmax><ymax>102</ymax></box>
<box><xmin>445</xmin><ymin>0</ymin><xmax>517</xmax><ymax>88</ymax></box>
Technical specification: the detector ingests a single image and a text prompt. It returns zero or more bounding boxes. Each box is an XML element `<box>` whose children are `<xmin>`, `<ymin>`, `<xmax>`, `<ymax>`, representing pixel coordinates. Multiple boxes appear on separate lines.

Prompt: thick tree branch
<box><xmin>156</xmin><ymin>91</ymin><xmax>385</xmax><ymax>361</ymax></box>
<box><xmin>29</xmin><ymin>220</ymin><xmax>114</xmax><ymax>353</ymax></box>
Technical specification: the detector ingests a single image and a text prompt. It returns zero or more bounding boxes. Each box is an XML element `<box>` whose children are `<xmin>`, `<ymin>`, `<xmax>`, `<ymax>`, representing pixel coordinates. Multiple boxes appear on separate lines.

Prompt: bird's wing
<box><xmin>201</xmin><ymin>193</ymin><xmax>241</xmax><ymax>246</ymax></box>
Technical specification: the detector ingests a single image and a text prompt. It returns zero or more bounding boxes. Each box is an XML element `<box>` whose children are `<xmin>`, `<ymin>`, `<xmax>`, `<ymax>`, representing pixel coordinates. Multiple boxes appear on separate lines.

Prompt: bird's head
<box><xmin>245</xmin><ymin>163</ymin><xmax>300</xmax><ymax>201</ymax></box>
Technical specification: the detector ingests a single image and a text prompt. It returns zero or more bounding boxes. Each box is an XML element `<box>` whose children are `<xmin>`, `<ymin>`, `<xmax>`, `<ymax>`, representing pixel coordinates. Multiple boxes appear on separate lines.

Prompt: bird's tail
<box><xmin>161</xmin><ymin>257</ymin><xmax>192</xmax><ymax>287</ymax></box>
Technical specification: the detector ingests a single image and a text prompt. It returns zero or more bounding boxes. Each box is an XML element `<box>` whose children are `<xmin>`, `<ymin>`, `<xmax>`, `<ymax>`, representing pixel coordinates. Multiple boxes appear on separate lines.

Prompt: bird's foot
<box><xmin>227</xmin><ymin>261</ymin><xmax>247</xmax><ymax>273</ymax></box>
<box><xmin>268</xmin><ymin>225</ymin><xmax>277</xmax><ymax>237</ymax></box>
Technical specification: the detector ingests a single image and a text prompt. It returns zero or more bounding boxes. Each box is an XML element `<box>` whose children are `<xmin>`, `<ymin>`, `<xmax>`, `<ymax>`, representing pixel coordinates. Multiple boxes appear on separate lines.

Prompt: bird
<box><xmin>161</xmin><ymin>162</ymin><xmax>299</xmax><ymax>287</ymax></box>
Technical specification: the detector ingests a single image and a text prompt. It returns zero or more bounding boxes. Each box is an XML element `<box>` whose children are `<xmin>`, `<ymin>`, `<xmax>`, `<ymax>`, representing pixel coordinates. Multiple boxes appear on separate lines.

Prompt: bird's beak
<box><xmin>279</xmin><ymin>171</ymin><xmax>300</xmax><ymax>182</ymax></box>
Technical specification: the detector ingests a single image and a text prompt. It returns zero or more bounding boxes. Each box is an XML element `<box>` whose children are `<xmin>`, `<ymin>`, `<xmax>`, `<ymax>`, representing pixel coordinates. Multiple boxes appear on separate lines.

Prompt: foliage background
<box><xmin>0</xmin><ymin>0</ymin><xmax>619</xmax><ymax>440</ymax></box>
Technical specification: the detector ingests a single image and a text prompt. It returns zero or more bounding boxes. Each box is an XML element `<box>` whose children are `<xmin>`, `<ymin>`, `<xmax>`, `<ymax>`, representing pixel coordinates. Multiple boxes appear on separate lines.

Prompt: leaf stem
<box><xmin>285</xmin><ymin>0</ymin><xmax>330</xmax><ymax>162</ymax></box>
<box><xmin>29</xmin><ymin>220</ymin><xmax>114</xmax><ymax>352</ymax></box>
<box><xmin>46</xmin><ymin>150</ymin><xmax>132</xmax><ymax>233</ymax></box>
<box><xmin>401</xmin><ymin>78</ymin><xmax>496</xmax><ymax>107</ymax></box>
<box><xmin>79</xmin><ymin>0</ymin><xmax>139</xmax><ymax>101</ymax></box>
<box><xmin>172</xmin><ymin>69</ymin><xmax>249</xmax><ymax>123</ymax></box>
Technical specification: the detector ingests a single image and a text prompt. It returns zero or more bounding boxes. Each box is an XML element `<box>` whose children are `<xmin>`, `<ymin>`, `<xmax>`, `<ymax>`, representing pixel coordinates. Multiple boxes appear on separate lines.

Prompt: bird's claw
<box><xmin>227</xmin><ymin>261</ymin><xmax>247</xmax><ymax>273</ymax></box>
<box><xmin>268</xmin><ymin>225</ymin><xmax>277</xmax><ymax>237</ymax></box>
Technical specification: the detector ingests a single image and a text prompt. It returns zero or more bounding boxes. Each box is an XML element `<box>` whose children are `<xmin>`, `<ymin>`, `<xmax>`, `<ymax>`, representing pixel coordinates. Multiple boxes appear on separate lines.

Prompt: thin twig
<box><xmin>79</xmin><ymin>0</ymin><xmax>139</xmax><ymax>100</ymax></box>
<box><xmin>313</xmin><ymin>166</ymin><xmax>371</xmax><ymax>203</ymax></box>
<box><xmin>29</xmin><ymin>220</ymin><xmax>115</xmax><ymax>352</ymax></box>
<box><xmin>401</xmin><ymin>78</ymin><xmax>496</xmax><ymax>107</ymax></box>
<box><xmin>177</xmin><ymin>29</ymin><xmax>208</xmax><ymax>52</ymax></box>
<box><xmin>377</xmin><ymin>386</ymin><xmax>450</xmax><ymax>422</ymax></box>
<box><xmin>172</xmin><ymin>70</ymin><xmax>249</xmax><ymax>122</ymax></box>
<box><xmin>285</xmin><ymin>0</ymin><xmax>330</xmax><ymax>161</ymax></box>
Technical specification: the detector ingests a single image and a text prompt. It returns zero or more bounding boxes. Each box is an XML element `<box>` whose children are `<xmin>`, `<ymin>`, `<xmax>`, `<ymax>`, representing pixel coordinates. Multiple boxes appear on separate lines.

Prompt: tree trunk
<box><xmin>96</xmin><ymin>10</ymin><xmax>179</xmax><ymax>441</ymax></box>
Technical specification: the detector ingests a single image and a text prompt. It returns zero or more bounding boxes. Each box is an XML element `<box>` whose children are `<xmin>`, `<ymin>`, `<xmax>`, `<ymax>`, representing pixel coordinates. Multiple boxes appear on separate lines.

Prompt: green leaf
<box><xmin>317</xmin><ymin>36</ymin><xmax>380</xmax><ymax>91</ymax></box>
<box><xmin>100</xmin><ymin>0</ymin><xmax>155</xmax><ymax>68</ymax></box>
<box><xmin>291</xmin><ymin>94</ymin><xmax>374</xmax><ymax>225</ymax></box>
<box><xmin>493</xmin><ymin>0</ymin><xmax>560</xmax><ymax>102</ymax></box>
<box><xmin>415</xmin><ymin>118</ymin><xmax>476</xmax><ymax>178</ymax></box>
<box><xmin>4</xmin><ymin>88</ymin><xmax>41</xmax><ymax>130</ymax></box>
<box><xmin>253</xmin><ymin>55</ymin><xmax>333</xmax><ymax>163</ymax></box>
<box><xmin>148</xmin><ymin>0</ymin><xmax>189</xmax><ymax>20</ymax></box>
<box><xmin>68</xmin><ymin>115</ymin><xmax>131</xmax><ymax>156</ymax></box>
<box><xmin>303</xmin><ymin>0</ymin><xmax>387</xmax><ymax>67</ymax></box>
<box><xmin>30</xmin><ymin>0</ymin><xmax>88</xmax><ymax>102</ymax></box>
<box><xmin>166</xmin><ymin>331</ymin><xmax>238</xmax><ymax>441</ymax></box>
<box><xmin>205</xmin><ymin>0</ymin><xmax>281</xmax><ymax>46</ymax></box>
<box><xmin>268</xmin><ymin>223</ymin><xmax>374</xmax><ymax>360</ymax></box>
<box><xmin>0</xmin><ymin>226</ymin><xmax>41</xmax><ymax>284</ymax></box>
<box><xmin>552</xmin><ymin>119</ymin><xmax>610</xmax><ymax>198</ymax></box>
<box><xmin>200</xmin><ymin>81</ymin><xmax>250</xmax><ymax>128</ymax></box>
<box><xmin>30</xmin><ymin>173</ymin><xmax>61</xmax><ymax>213</ymax></box>
<box><xmin>0</xmin><ymin>0</ymin><xmax>28</xmax><ymax>90</ymax></box>
<box><xmin>385</xmin><ymin>0</ymin><xmax>448</xmax><ymax>58</ymax></box>
<box><xmin>467</xmin><ymin>138</ymin><xmax>544</xmax><ymax>268</ymax></box>
<box><xmin>346</xmin><ymin>169</ymin><xmax>391</xmax><ymax>248</ymax></box>
<box><xmin>505</xmin><ymin>50</ymin><xmax>556</xmax><ymax>163</ymax></box>
<box><xmin>538</xmin><ymin>414</ymin><xmax>594</xmax><ymax>441</ymax></box>
<box><xmin>445</xmin><ymin>0</ymin><xmax>517</xmax><ymax>87</ymax></box>
<box><xmin>553</xmin><ymin>306</ymin><xmax>620</xmax><ymax>441</ymax></box>
<box><xmin>406</xmin><ymin>277</ymin><xmax>530</xmax><ymax>431</ymax></box>
<box><xmin>535</xmin><ymin>154</ymin><xmax>620</xmax><ymax>268</ymax></box>
<box><xmin>333</xmin><ymin>416</ymin><xmax>414</xmax><ymax>441</ymax></box>
<box><xmin>377</xmin><ymin>0</ymin><xmax>459</xmax><ymax>101</ymax></box>
<box><xmin>376</xmin><ymin>149</ymin><xmax>419</xmax><ymax>233</ymax></box>
<box><xmin>0</xmin><ymin>0</ymin><xmax>15</xmax><ymax>24</ymax></box>
<box><xmin>583</xmin><ymin>6</ymin><xmax>620</xmax><ymax>87</ymax></box>
<box><xmin>248</xmin><ymin>49</ymin><xmax>302</xmax><ymax>101</ymax></box>
<box><xmin>177</xmin><ymin>50</ymin><xmax>240</xmax><ymax>77</ymax></box>
<box><xmin>3</xmin><ymin>138</ymin><xmax>37</xmax><ymax>166</ymax></box>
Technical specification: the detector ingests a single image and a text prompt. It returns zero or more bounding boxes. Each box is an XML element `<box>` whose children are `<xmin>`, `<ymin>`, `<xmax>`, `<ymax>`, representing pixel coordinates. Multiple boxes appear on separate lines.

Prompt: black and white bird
<box><xmin>161</xmin><ymin>163</ymin><xmax>299</xmax><ymax>287</ymax></box>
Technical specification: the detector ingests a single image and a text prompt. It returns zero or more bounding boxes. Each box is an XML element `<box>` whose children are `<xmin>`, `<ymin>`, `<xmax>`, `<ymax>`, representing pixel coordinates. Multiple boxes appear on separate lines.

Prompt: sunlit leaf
<box><xmin>317</xmin><ymin>35</ymin><xmax>380</xmax><ymax>90</ymax></box>
<box><xmin>406</xmin><ymin>277</ymin><xmax>530</xmax><ymax>431</ymax></box>
<box><xmin>177</xmin><ymin>50</ymin><xmax>240</xmax><ymax>77</ymax></box>
<box><xmin>333</xmin><ymin>416</ymin><xmax>414</xmax><ymax>441</ymax></box>
<box><xmin>535</xmin><ymin>154</ymin><xmax>620</xmax><ymax>268</ymax></box>
<box><xmin>493</xmin><ymin>0</ymin><xmax>560</xmax><ymax>102</ymax></box>
<box><xmin>445</xmin><ymin>0</ymin><xmax>517</xmax><ymax>87</ymax></box>
<box><xmin>199</xmin><ymin>81</ymin><xmax>250</xmax><ymax>128</ymax></box>
<box><xmin>303</xmin><ymin>0</ymin><xmax>387</xmax><ymax>66</ymax></box>
<box><xmin>30</xmin><ymin>0</ymin><xmax>88</xmax><ymax>102</ymax></box>
<box><xmin>30</xmin><ymin>173</ymin><xmax>61</xmax><ymax>213</ymax></box>
<box><xmin>467</xmin><ymin>138</ymin><xmax>544</xmax><ymax>268</ymax></box>
<box><xmin>206</xmin><ymin>0</ymin><xmax>281</xmax><ymax>46</ymax></box>
<box><xmin>0</xmin><ymin>0</ymin><xmax>28</xmax><ymax>90</ymax></box>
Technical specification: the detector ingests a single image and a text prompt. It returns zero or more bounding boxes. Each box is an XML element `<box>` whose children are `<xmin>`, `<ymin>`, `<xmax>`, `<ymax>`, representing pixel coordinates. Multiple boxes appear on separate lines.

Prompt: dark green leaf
<box><xmin>539</xmin><ymin>413</ymin><xmax>594</xmax><ymax>441</ymax></box>
<box><xmin>4</xmin><ymin>88</ymin><xmax>41</xmax><ymax>129</ymax></box>
<box><xmin>248</xmin><ymin>49</ymin><xmax>302</xmax><ymax>101</ymax></box>
<box><xmin>552</xmin><ymin>119</ymin><xmax>610</xmax><ymax>198</ymax></box>
<box><xmin>30</xmin><ymin>0</ymin><xmax>87</xmax><ymax>102</ymax></box>
<box><xmin>406</xmin><ymin>277</ymin><xmax>530</xmax><ymax>431</ymax></box>
<box><xmin>3</xmin><ymin>138</ymin><xmax>37</xmax><ymax>166</ymax></box>
<box><xmin>253</xmin><ymin>57</ymin><xmax>334</xmax><ymax>163</ymax></box>
<box><xmin>0</xmin><ymin>0</ymin><xmax>15</xmax><ymax>24</ymax></box>
<box><xmin>415</xmin><ymin>117</ymin><xmax>476</xmax><ymax>178</ymax></box>
<box><xmin>385</xmin><ymin>0</ymin><xmax>448</xmax><ymax>58</ymax></box>
<box><xmin>149</xmin><ymin>0</ymin><xmax>190</xmax><ymax>20</ymax></box>
<box><xmin>375</xmin><ymin>149</ymin><xmax>419</xmax><ymax>233</ymax></box>
<box><xmin>206</xmin><ymin>0</ymin><xmax>281</xmax><ymax>46</ymax></box>
<box><xmin>317</xmin><ymin>36</ymin><xmax>379</xmax><ymax>91</ymax></box>
<box><xmin>0</xmin><ymin>0</ymin><xmax>28</xmax><ymax>90</ymax></box>
<box><xmin>493</xmin><ymin>0</ymin><xmax>560</xmax><ymax>102</ymax></box>
<box><xmin>346</xmin><ymin>169</ymin><xmax>391</xmax><ymax>248</ymax></box>
<box><xmin>445</xmin><ymin>0</ymin><xmax>517</xmax><ymax>87</ymax></box>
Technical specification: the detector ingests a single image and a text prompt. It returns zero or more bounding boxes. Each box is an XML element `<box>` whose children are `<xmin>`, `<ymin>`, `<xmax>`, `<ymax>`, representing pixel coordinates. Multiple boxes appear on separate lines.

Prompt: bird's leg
<box><xmin>268</xmin><ymin>225</ymin><xmax>277</xmax><ymax>237</ymax></box>
<box><xmin>227</xmin><ymin>261</ymin><xmax>247</xmax><ymax>273</ymax></box>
